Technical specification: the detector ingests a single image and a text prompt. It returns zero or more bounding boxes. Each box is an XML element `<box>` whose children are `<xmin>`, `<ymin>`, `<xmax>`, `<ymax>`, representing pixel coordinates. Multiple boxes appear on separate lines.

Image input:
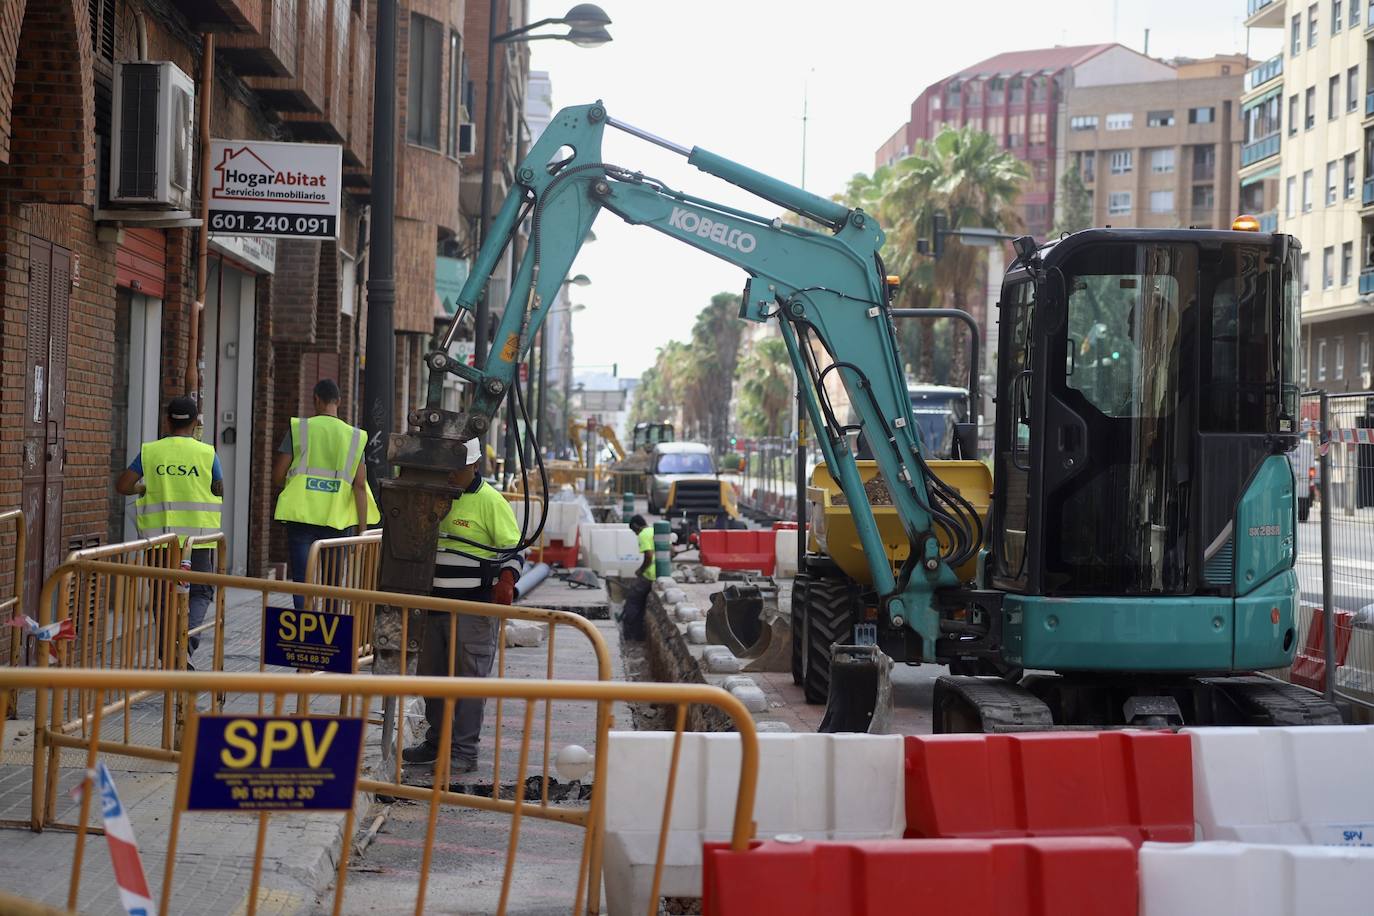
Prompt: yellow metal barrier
<box><xmin>30</xmin><ymin>560</ymin><xmax>615</xmax><ymax>833</ymax></box>
<box><xmin>303</xmin><ymin>529</ymin><xmax>382</xmax><ymax>652</ymax></box>
<box><xmin>0</xmin><ymin>509</ymin><xmax>27</xmax><ymax>712</ymax></box>
<box><xmin>0</xmin><ymin>667</ymin><xmax>758</xmax><ymax>916</ymax></box>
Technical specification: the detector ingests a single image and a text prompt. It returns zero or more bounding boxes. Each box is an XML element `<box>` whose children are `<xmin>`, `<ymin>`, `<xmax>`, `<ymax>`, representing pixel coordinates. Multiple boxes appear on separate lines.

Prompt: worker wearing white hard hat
<box><xmin>403</xmin><ymin>438</ymin><xmax>523</xmax><ymax>772</ymax></box>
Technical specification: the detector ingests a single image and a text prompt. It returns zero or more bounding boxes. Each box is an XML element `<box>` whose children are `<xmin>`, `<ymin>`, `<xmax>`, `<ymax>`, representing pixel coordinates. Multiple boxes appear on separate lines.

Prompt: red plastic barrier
<box><xmin>1290</xmin><ymin>605</ymin><xmax>1354</xmax><ymax>692</ymax></box>
<box><xmin>702</xmin><ymin>837</ymin><xmax>1138</xmax><ymax>916</ymax></box>
<box><xmin>698</xmin><ymin>529</ymin><xmax>775</xmax><ymax>575</ymax></box>
<box><xmin>904</xmin><ymin>731</ymin><xmax>1192</xmax><ymax>845</ymax></box>
<box><xmin>533</xmin><ymin>532</ymin><xmax>578</xmax><ymax>568</ymax></box>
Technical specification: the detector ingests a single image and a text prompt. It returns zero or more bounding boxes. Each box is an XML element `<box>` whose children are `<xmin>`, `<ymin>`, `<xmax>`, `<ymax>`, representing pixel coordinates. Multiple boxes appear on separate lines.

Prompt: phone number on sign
<box><xmin>209</xmin><ymin>210</ymin><xmax>335</xmax><ymax>237</ymax></box>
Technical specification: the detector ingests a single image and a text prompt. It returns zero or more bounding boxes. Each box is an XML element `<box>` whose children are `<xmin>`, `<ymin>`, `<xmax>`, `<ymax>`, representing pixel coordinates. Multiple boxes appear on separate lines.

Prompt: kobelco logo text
<box><xmin>668</xmin><ymin>207</ymin><xmax>757</xmax><ymax>253</ymax></box>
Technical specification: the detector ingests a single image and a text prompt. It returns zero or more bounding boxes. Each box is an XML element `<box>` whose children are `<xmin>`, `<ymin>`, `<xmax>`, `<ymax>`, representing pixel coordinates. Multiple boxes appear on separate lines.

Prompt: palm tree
<box><xmin>736</xmin><ymin>336</ymin><xmax>793</xmax><ymax>438</ymax></box>
<box><xmin>690</xmin><ymin>292</ymin><xmax>744</xmax><ymax>449</ymax></box>
<box><xmin>881</xmin><ymin>126</ymin><xmax>1027</xmax><ymax>385</ymax></box>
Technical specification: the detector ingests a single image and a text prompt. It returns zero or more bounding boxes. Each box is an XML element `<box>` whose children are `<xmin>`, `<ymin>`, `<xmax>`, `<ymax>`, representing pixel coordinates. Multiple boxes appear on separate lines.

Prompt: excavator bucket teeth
<box><xmin>705</xmin><ymin>589</ymin><xmax>757</xmax><ymax>656</ymax></box>
<box><xmin>818</xmin><ymin>644</ymin><xmax>893</xmax><ymax>734</ymax></box>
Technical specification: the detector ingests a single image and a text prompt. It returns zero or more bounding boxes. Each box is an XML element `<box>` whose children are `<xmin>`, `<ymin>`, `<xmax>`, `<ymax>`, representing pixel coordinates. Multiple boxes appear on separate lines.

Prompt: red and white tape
<box><xmin>80</xmin><ymin>763</ymin><xmax>157</xmax><ymax>916</ymax></box>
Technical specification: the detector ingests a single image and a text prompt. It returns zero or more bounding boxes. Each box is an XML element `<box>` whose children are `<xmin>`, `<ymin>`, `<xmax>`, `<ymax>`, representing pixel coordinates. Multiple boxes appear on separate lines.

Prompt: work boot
<box><xmin>401</xmin><ymin>742</ymin><xmax>439</xmax><ymax>765</ymax></box>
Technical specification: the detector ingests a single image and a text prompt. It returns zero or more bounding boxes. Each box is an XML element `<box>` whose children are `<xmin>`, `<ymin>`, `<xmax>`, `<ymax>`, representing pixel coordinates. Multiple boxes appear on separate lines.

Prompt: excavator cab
<box><xmin>932</xmin><ymin>227</ymin><xmax>1324</xmax><ymax>729</ymax></box>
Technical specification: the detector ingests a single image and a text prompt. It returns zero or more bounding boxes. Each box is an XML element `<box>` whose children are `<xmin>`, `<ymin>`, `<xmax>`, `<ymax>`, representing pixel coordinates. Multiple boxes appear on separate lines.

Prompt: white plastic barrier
<box><xmin>1187</xmin><ymin>726</ymin><xmax>1374</xmax><ymax>844</ymax></box>
<box><xmin>601</xmin><ymin>731</ymin><xmax>904</xmax><ymax>916</ymax></box>
<box><xmin>544</xmin><ymin>501</ymin><xmax>582</xmax><ymax>544</ymax></box>
<box><xmin>579</xmin><ymin>523</ymin><xmax>642</xmax><ymax>576</ymax></box>
<box><xmin>1335</xmin><ymin>627</ymin><xmax>1374</xmax><ymax>698</ymax></box>
<box><xmin>1140</xmin><ymin>841</ymin><xmax>1374</xmax><ymax>916</ymax></box>
<box><xmin>505</xmin><ymin>497</ymin><xmax>544</xmax><ymax>543</ymax></box>
<box><xmin>774</xmin><ymin>527</ymin><xmax>799</xmax><ymax>578</ymax></box>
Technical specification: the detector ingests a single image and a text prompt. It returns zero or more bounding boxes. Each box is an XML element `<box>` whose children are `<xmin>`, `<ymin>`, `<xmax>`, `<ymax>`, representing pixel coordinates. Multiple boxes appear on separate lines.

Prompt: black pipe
<box><xmin>889</xmin><ymin>308</ymin><xmax>981</xmax><ymax>407</ymax></box>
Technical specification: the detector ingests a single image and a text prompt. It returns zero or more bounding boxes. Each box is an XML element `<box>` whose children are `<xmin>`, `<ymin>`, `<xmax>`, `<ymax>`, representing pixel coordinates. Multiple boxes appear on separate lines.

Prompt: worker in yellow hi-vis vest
<box><xmin>115</xmin><ymin>396</ymin><xmax>223</xmax><ymax>664</ymax></box>
<box><xmin>273</xmin><ymin>379</ymin><xmax>380</xmax><ymax>609</ymax></box>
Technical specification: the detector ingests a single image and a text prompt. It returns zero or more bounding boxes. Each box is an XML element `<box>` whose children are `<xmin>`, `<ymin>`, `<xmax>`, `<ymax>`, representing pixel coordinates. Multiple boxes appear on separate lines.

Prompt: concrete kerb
<box><xmin>643</xmin><ymin>580</ymin><xmax>792</xmax><ymax>734</ymax></box>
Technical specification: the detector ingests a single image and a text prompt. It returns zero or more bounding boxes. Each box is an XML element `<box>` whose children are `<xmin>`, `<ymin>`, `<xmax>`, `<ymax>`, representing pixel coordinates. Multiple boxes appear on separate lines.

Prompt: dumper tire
<box><xmin>802</xmin><ymin>576</ymin><xmax>861</xmax><ymax>705</ymax></box>
<box><xmin>790</xmin><ymin>574</ymin><xmax>811</xmax><ymax>685</ymax></box>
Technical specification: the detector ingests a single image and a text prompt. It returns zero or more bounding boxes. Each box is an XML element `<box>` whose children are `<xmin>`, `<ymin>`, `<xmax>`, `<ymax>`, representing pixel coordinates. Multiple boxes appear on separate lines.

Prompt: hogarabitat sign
<box><xmin>208</xmin><ymin>139</ymin><xmax>342</xmax><ymax>240</ymax></box>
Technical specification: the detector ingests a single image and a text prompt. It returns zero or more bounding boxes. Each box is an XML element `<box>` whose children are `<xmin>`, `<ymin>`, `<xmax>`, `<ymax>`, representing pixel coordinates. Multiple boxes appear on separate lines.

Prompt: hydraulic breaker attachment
<box><xmin>818</xmin><ymin>644</ymin><xmax>893</xmax><ymax>734</ymax></box>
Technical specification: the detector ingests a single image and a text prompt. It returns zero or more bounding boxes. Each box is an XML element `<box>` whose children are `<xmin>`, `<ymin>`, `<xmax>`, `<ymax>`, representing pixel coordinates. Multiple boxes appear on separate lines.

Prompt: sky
<box><xmin>526</xmin><ymin>0</ymin><xmax>1253</xmax><ymax>379</ymax></box>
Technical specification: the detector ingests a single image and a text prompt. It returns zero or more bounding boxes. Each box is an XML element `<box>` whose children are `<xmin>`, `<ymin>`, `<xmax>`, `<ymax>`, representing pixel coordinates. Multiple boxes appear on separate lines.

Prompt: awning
<box><xmin>435</xmin><ymin>256</ymin><xmax>470</xmax><ymax>316</ymax></box>
<box><xmin>1241</xmin><ymin>165</ymin><xmax>1281</xmax><ymax>187</ymax></box>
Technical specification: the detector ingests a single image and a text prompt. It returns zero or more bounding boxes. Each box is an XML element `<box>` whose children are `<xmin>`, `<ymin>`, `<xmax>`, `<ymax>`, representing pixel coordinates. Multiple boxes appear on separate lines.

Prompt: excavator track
<box><xmin>933</xmin><ymin>675</ymin><xmax>1054</xmax><ymax>734</ymax></box>
<box><xmin>1195</xmin><ymin>675</ymin><xmax>1344</xmax><ymax>726</ymax></box>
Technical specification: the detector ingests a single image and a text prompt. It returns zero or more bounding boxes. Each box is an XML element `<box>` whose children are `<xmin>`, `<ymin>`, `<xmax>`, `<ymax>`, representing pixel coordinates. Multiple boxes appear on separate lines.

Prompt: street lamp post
<box><xmin>474</xmin><ymin>3</ymin><xmax>611</xmax><ymax>372</ymax></box>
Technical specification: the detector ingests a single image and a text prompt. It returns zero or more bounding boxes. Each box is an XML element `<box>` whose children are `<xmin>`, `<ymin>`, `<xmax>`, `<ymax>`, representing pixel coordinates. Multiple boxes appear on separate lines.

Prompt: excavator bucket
<box><xmin>818</xmin><ymin>644</ymin><xmax>893</xmax><ymax>734</ymax></box>
<box><xmin>703</xmin><ymin>581</ymin><xmax>793</xmax><ymax>673</ymax></box>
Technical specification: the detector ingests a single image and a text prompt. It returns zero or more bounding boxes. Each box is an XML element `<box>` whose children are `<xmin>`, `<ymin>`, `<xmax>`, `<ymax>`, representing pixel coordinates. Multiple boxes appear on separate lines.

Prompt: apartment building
<box><xmin>1061</xmin><ymin>58</ymin><xmax>1244</xmax><ymax>229</ymax></box>
<box><xmin>877</xmin><ymin>43</ymin><xmax>1175</xmax><ymax>236</ymax></box>
<box><xmin>1243</xmin><ymin>0</ymin><xmax>1369</xmax><ymax>391</ymax></box>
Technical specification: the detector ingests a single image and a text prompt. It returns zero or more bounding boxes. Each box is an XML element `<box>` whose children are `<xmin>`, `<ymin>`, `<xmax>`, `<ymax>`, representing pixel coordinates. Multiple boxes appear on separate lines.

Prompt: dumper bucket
<box><xmin>818</xmin><ymin>644</ymin><xmax>893</xmax><ymax>734</ymax></box>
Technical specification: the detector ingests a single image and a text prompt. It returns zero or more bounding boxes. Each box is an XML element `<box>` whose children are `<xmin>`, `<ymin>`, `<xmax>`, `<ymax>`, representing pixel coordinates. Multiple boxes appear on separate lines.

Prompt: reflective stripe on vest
<box><xmin>134</xmin><ymin>437</ymin><xmax>222</xmax><ymax>547</ymax></box>
<box><xmin>274</xmin><ymin>416</ymin><xmax>380</xmax><ymax>528</ymax></box>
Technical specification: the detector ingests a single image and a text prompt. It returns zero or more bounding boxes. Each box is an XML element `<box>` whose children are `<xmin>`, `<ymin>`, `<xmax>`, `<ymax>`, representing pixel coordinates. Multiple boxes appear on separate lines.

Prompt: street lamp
<box><xmin>474</xmin><ymin>4</ymin><xmax>613</xmax><ymax>372</ymax></box>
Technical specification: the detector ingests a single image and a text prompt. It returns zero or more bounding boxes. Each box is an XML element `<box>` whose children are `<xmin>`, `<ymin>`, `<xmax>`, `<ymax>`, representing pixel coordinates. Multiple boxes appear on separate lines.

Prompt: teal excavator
<box><xmin>371</xmin><ymin>101</ymin><xmax>1338</xmax><ymax>731</ymax></box>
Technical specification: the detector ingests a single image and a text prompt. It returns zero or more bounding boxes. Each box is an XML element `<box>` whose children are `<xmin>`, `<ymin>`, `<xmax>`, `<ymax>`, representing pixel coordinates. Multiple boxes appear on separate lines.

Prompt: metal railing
<box><xmin>304</xmin><ymin>529</ymin><xmax>383</xmax><ymax>652</ymax></box>
<box><xmin>0</xmin><ymin>666</ymin><xmax>759</xmax><ymax>916</ymax></box>
<box><xmin>1258</xmin><ymin>210</ymin><xmax>1279</xmax><ymax>233</ymax></box>
<box><xmin>1244</xmin><ymin>54</ymin><xmax>1283</xmax><ymax>93</ymax></box>
<box><xmin>27</xmin><ymin>560</ymin><xmax>618</xmax><ymax>832</ymax></box>
<box><xmin>1360</xmin><ymin>269</ymin><xmax>1374</xmax><ymax>295</ymax></box>
<box><xmin>1241</xmin><ymin>134</ymin><xmax>1280</xmax><ymax>167</ymax></box>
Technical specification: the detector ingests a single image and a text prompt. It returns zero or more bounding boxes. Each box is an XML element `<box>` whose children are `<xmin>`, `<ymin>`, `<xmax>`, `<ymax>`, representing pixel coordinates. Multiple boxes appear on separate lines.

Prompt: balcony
<box><xmin>1361</xmin><ymin>270</ymin><xmax>1374</xmax><ymax>295</ymax></box>
<box><xmin>220</xmin><ymin>0</ymin><xmax>297</xmax><ymax>77</ymax></box>
<box><xmin>246</xmin><ymin>0</ymin><xmax>328</xmax><ymax>113</ymax></box>
<box><xmin>1367</xmin><ymin>91</ymin><xmax>1374</xmax><ymax>118</ymax></box>
<box><xmin>1368</xmin><ymin>2</ymin><xmax>1374</xmax><ymax>31</ymax></box>
<box><xmin>1244</xmin><ymin>55</ymin><xmax>1283</xmax><ymax>93</ymax></box>
<box><xmin>1365</xmin><ymin>177</ymin><xmax>1374</xmax><ymax>206</ymax></box>
<box><xmin>283</xmin><ymin>0</ymin><xmax>350</xmax><ymax>142</ymax></box>
<box><xmin>169</xmin><ymin>0</ymin><xmax>261</xmax><ymax>31</ymax></box>
<box><xmin>1241</xmin><ymin>134</ymin><xmax>1280</xmax><ymax>167</ymax></box>
<box><xmin>1246</xmin><ymin>0</ymin><xmax>1284</xmax><ymax>27</ymax></box>
<box><xmin>1258</xmin><ymin>210</ymin><xmax>1278</xmax><ymax>233</ymax></box>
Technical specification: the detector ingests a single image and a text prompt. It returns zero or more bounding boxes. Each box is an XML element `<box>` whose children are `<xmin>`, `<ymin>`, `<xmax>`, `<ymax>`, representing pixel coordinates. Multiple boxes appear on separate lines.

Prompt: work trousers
<box><xmin>621</xmin><ymin>576</ymin><xmax>652</xmax><ymax>641</ymax></box>
<box><xmin>285</xmin><ymin>521</ymin><xmax>353</xmax><ymax>610</ymax></box>
<box><xmin>186</xmin><ymin>548</ymin><xmax>215</xmax><ymax>662</ymax></box>
<box><xmin>417</xmin><ymin>600</ymin><xmax>498</xmax><ymax>765</ymax></box>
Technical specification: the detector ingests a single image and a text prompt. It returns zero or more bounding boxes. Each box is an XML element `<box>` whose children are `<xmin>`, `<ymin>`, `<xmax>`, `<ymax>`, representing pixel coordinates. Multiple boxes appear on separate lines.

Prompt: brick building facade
<box><xmin>0</xmin><ymin>0</ymin><xmax>527</xmax><ymax>626</ymax></box>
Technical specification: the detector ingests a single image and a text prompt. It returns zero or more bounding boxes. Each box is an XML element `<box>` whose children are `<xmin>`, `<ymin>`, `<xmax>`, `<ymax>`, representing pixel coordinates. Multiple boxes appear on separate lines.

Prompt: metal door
<box><xmin>20</xmin><ymin>237</ymin><xmax>71</xmax><ymax>616</ymax></box>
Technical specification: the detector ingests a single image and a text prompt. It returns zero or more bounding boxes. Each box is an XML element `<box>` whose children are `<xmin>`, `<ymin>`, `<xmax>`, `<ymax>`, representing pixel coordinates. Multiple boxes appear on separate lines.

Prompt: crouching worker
<box><xmin>621</xmin><ymin>515</ymin><xmax>656</xmax><ymax>641</ymax></box>
<box><xmin>403</xmin><ymin>438</ymin><xmax>522</xmax><ymax>773</ymax></box>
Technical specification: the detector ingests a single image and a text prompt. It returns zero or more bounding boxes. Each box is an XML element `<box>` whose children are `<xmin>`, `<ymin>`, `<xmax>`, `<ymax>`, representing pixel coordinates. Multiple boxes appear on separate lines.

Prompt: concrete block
<box><xmin>663</xmin><ymin>587</ymin><xmax>686</xmax><ymax>605</ymax></box>
<box><xmin>700</xmin><ymin>565</ymin><xmax>721</xmax><ymax>582</ymax></box>
<box><xmin>729</xmin><ymin>683</ymin><xmax>767</xmax><ymax>713</ymax></box>
<box><xmin>703</xmin><ymin>646</ymin><xmax>744</xmax><ymax>674</ymax></box>
<box><xmin>674</xmin><ymin>604</ymin><xmax>702</xmax><ymax>623</ymax></box>
<box><xmin>686</xmin><ymin>621</ymin><xmax>708</xmax><ymax>645</ymax></box>
<box><xmin>722</xmin><ymin>676</ymin><xmax>757</xmax><ymax>692</ymax></box>
<box><xmin>756</xmin><ymin>720</ymin><xmax>793</xmax><ymax>733</ymax></box>
<box><xmin>503</xmin><ymin>620</ymin><xmax>546</xmax><ymax>647</ymax></box>
<box><xmin>653</xmin><ymin>576</ymin><xmax>678</xmax><ymax>594</ymax></box>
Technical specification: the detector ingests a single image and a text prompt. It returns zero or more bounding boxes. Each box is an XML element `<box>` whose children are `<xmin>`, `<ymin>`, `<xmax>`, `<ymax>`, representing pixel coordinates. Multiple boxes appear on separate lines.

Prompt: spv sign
<box><xmin>186</xmin><ymin>715</ymin><xmax>363</xmax><ymax>811</ymax></box>
<box><xmin>262</xmin><ymin>605</ymin><xmax>355</xmax><ymax>673</ymax></box>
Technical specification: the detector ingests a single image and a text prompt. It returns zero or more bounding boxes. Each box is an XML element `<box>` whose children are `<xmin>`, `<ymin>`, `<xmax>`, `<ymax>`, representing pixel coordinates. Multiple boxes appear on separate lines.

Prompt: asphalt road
<box><xmin>1297</xmin><ymin>507</ymin><xmax>1374</xmax><ymax>614</ymax></box>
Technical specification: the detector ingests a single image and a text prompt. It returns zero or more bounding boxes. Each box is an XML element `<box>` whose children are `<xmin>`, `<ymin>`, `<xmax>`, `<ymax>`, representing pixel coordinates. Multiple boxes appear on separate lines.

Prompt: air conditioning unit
<box><xmin>458</xmin><ymin>122</ymin><xmax>476</xmax><ymax>156</ymax></box>
<box><xmin>109</xmin><ymin>61</ymin><xmax>195</xmax><ymax>210</ymax></box>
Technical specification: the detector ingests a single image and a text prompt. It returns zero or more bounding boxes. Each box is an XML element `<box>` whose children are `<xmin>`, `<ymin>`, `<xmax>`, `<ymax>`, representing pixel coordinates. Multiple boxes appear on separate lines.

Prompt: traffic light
<box><xmin>931</xmin><ymin>210</ymin><xmax>949</xmax><ymax>260</ymax></box>
<box><xmin>729</xmin><ymin>436</ymin><xmax>737</xmax><ymax>447</ymax></box>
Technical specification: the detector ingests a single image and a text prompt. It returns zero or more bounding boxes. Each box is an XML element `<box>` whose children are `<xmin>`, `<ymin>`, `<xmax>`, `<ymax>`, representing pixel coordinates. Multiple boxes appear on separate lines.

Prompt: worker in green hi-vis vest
<box><xmin>115</xmin><ymin>396</ymin><xmax>223</xmax><ymax>665</ymax></box>
<box><xmin>273</xmin><ymin>379</ymin><xmax>381</xmax><ymax>609</ymax></box>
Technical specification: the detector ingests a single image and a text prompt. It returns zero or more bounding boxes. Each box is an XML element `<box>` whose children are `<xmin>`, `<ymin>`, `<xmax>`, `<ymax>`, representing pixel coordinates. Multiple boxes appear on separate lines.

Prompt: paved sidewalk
<box><xmin>0</xmin><ymin>583</ymin><xmax>366</xmax><ymax>915</ymax></box>
<box><xmin>336</xmin><ymin>586</ymin><xmax>624</xmax><ymax>915</ymax></box>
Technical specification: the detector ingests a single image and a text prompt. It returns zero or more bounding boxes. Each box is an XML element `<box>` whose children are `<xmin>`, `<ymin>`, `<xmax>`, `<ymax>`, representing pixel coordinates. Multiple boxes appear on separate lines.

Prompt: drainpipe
<box><xmin>190</xmin><ymin>34</ymin><xmax>215</xmax><ymax>410</ymax></box>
